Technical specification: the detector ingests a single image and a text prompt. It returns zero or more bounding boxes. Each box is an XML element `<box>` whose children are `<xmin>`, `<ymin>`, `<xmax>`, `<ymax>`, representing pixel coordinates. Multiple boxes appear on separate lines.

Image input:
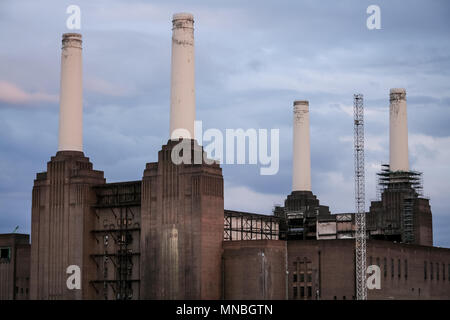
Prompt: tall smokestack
<box><xmin>169</xmin><ymin>13</ymin><xmax>195</xmax><ymax>140</ymax></box>
<box><xmin>58</xmin><ymin>33</ymin><xmax>83</xmax><ymax>152</ymax></box>
<box><xmin>389</xmin><ymin>88</ymin><xmax>409</xmax><ymax>172</ymax></box>
<box><xmin>292</xmin><ymin>100</ymin><xmax>311</xmax><ymax>191</ymax></box>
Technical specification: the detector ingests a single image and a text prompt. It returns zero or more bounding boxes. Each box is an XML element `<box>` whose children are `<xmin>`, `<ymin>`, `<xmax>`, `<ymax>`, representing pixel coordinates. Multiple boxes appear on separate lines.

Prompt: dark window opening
<box><xmin>0</xmin><ymin>247</ymin><xmax>11</xmax><ymax>260</ymax></box>
<box><xmin>391</xmin><ymin>259</ymin><xmax>394</xmax><ymax>278</ymax></box>
<box><xmin>405</xmin><ymin>259</ymin><xmax>408</xmax><ymax>280</ymax></box>
<box><xmin>300</xmin><ymin>273</ymin><xmax>305</xmax><ymax>282</ymax></box>
<box><xmin>300</xmin><ymin>287</ymin><xmax>305</xmax><ymax>298</ymax></box>
<box><xmin>431</xmin><ymin>262</ymin><xmax>434</xmax><ymax>280</ymax></box>
<box><xmin>424</xmin><ymin>261</ymin><xmax>427</xmax><ymax>280</ymax></box>
<box><xmin>293</xmin><ymin>274</ymin><xmax>297</xmax><ymax>282</ymax></box>
<box><xmin>443</xmin><ymin>263</ymin><xmax>445</xmax><ymax>281</ymax></box>
<box><xmin>307</xmin><ymin>286</ymin><xmax>312</xmax><ymax>297</ymax></box>
<box><xmin>293</xmin><ymin>287</ymin><xmax>298</xmax><ymax>298</ymax></box>
<box><xmin>398</xmin><ymin>259</ymin><xmax>401</xmax><ymax>278</ymax></box>
<box><xmin>436</xmin><ymin>263</ymin><xmax>439</xmax><ymax>281</ymax></box>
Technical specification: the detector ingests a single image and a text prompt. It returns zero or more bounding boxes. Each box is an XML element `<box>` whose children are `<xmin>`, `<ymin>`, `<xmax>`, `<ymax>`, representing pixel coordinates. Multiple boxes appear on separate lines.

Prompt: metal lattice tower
<box><xmin>354</xmin><ymin>94</ymin><xmax>367</xmax><ymax>300</ymax></box>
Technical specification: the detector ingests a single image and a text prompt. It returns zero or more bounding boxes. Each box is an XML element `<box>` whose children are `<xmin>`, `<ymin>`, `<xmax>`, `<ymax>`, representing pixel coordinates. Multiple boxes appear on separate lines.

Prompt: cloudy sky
<box><xmin>0</xmin><ymin>0</ymin><xmax>449</xmax><ymax>246</ymax></box>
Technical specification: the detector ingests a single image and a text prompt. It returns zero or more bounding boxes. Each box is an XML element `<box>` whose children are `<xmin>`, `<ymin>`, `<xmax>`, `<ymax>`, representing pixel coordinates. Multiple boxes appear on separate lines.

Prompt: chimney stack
<box><xmin>292</xmin><ymin>100</ymin><xmax>311</xmax><ymax>191</ymax></box>
<box><xmin>389</xmin><ymin>88</ymin><xmax>409</xmax><ymax>172</ymax></box>
<box><xmin>58</xmin><ymin>33</ymin><xmax>83</xmax><ymax>152</ymax></box>
<box><xmin>169</xmin><ymin>13</ymin><xmax>195</xmax><ymax>140</ymax></box>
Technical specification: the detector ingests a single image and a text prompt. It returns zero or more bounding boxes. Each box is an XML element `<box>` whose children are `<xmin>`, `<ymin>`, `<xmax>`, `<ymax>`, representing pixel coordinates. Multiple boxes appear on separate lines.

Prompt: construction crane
<box><xmin>354</xmin><ymin>94</ymin><xmax>367</xmax><ymax>300</ymax></box>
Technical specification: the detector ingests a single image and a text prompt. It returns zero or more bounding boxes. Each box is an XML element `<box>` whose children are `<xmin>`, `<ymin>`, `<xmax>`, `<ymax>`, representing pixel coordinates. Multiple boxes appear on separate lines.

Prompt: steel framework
<box><xmin>224</xmin><ymin>210</ymin><xmax>280</xmax><ymax>241</ymax></box>
<box><xmin>90</xmin><ymin>182</ymin><xmax>141</xmax><ymax>300</ymax></box>
<box><xmin>354</xmin><ymin>94</ymin><xmax>367</xmax><ymax>300</ymax></box>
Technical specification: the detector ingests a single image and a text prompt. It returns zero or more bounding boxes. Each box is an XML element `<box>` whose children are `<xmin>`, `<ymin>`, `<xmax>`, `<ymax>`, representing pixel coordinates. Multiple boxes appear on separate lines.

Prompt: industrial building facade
<box><xmin>1</xmin><ymin>13</ymin><xmax>450</xmax><ymax>300</ymax></box>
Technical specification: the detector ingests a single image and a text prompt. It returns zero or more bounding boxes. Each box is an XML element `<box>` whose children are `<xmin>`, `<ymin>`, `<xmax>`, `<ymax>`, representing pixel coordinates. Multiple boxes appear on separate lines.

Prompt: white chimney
<box><xmin>389</xmin><ymin>88</ymin><xmax>409</xmax><ymax>172</ymax></box>
<box><xmin>169</xmin><ymin>13</ymin><xmax>195</xmax><ymax>140</ymax></box>
<box><xmin>292</xmin><ymin>100</ymin><xmax>311</xmax><ymax>191</ymax></box>
<box><xmin>58</xmin><ymin>33</ymin><xmax>83</xmax><ymax>152</ymax></box>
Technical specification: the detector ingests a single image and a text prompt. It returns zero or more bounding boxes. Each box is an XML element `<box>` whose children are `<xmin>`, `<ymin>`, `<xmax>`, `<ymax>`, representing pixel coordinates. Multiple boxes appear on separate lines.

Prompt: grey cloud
<box><xmin>1</xmin><ymin>0</ymin><xmax>450</xmax><ymax>246</ymax></box>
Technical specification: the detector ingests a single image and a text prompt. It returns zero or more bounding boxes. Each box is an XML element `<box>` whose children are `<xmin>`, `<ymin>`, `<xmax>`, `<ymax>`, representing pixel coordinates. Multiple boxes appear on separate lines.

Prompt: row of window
<box><xmin>369</xmin><ymin>256</ymin><xmax>408</xmax><ymax>280</ymax></box>
<box><xmin>293</xmin><ymin>273</ymin><xmax>312</xmax><ymax>283</ymax></box>
<box><xmin>369</xmin><ymin>256</ymin><xmax>449</xmax><ymax>283</ymax></box>
<box><xmin>293</xmin><ymin>285</ymin><xmax>312</xmax><ymax>298</ymax></box>
<box><xmin>424</xmin><ymin>261</ymin><xmax>449</xmax><ymax>282</ymax></box>
<box><xmin>15</xmin><ymin>286</ymin><xmax>29</xmax><ymax>295</ymax></box>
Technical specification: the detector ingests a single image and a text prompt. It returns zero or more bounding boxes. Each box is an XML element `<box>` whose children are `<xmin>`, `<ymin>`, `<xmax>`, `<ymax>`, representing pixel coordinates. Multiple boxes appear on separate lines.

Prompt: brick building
<box><xmin>0</xmin><ymin>13</ymin><xmax>449</xmax><ymax>300</ymax></box>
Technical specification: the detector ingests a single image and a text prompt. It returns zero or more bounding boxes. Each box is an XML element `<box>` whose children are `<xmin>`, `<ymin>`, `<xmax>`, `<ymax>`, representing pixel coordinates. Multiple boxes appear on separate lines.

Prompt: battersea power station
<box><xmin>1</xmin><ymin>13</ymin><xmax>450</xmax><ymax>300</ymax></box>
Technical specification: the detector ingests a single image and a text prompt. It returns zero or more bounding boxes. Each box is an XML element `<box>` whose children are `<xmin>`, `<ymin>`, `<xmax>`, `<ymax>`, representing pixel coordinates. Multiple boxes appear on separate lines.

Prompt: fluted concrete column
<box><xmin>169</xmin><ymin>13</ymin><xmax>195</xmax><ymax>140</ymax></box>
<box><xmin>292</xmin><ymin>100</ymin><xmax>311</xmax><ymax>191</ymax></box>
<box><xmin>389</xmin><ymin>88</ymin><xmax>409</xmax><ymax>172</ymax></box>
<box><xmin>58</xmin><ymin>33</ymin><xmax>83</xmax><ymax>152</ymax></box>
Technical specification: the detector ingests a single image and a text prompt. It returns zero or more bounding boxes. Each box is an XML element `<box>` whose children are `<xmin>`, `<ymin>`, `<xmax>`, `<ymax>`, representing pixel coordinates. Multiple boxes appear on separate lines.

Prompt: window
<box><xmin>343</xmin><ymin>296</ymin><xmax>346</xmax><ymax>300</ymax></box>
<box><xmin>293</xmin><ymin>287</ymin><xmax>298</xmax><ymax>298</ymax></box>
<box><xmin>300</xmin><ymin>274</ymin><xmax>305</xmax><ymax>282</ymax></box>
<box><xmin>307</xmin><ymin>273</ymin><xmax>312</xmax><ymax>283</ymax></box>
<box><xmin>376</xmin><ymin>257</ymin><xmax>380</xmax><ymax>268</ymax></box>
<box><xmin>430</xmin><ymin>262</ymin><xmax>434</xmax><ymax>280</ymax></box>
<box><xmin>424</xmin><ymin>261</ymin><xmax>427</xmax><ymax>280</ymax></box>
<box><xmin>443</xmin><ymin>263</ymin><xmax>445</xmax><ymax>281</ymax></box>
<box><xmin>300</xmin><ymin>287</ymin><xmax>305</xmax><ymax>298</ymax></box>
<box><xmin>391</xmin><ymin>259</ymin><xmax>394</xmax><ymax>278</ymax></box>
<box><xmin>307</xmin><ymin>286</ymin><xmax>312</xmax><ymax>297</ymax></box>
<box><xmin>293</xmin><ymin>274</ymin><xmax>297</xmax><ymax>282</ymax></box>
<box><xmin>369</xmin><ymin>256</ymin><xmax>373</xmax><ymax>265</ymax></box>
<box><xmin>0</xmin><ymin>247</ymin><xmax>11</xmax><ymax>261</ymax></box>
<box><xmin>405</xmin><ymin>259</ymin><xmax>408</xmax><ymax>280</ymax></box>
<box><xmin>398</xmin><ymin>259</ymin><xmax>401</xmax><ymax>278</ymax></box>
<box><xmin>436</xmin><ymin>263</ymin><xmax>439</xmax><ymax>281</ymax></box>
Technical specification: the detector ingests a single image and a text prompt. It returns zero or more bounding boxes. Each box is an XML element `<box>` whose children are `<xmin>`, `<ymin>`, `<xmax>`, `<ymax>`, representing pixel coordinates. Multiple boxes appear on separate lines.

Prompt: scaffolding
<box><xmin>90</xmin><ymin>182</ymin><xmax>141</xmax><ymax>300</ymax></box>
<box><xmin>354</xmin><ymin>93</ymin><xmax>367</xmax><ymax>300</ymax></box>
<box><xmin>403</xmin><ymin>193</ymin><xmax>415</xmax><ymax>243</ymax></box>
<box><xmin>376</xmin><ymin>164</ymin><xmax>423</xmax><ymax>197</ymax></box>
<box><xmin>376</xmin><ymin>164</ymin><xmax>424</xmax><ymax>244</ymax></box>
<box><xmin>224</xmin><ymin>210</ymin><xmax>280</xmax><ymax>241</ymax></box>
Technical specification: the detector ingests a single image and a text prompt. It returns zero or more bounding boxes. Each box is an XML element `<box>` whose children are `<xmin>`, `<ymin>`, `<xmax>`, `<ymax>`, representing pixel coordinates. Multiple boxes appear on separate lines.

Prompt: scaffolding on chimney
<box><xmin>376</xmin><ymin>164</ymin><xmax>423</xmax><ymax>198</ymax></box>
<box><xmin>375</xmin><ymin>165</ymin><xmax>424</xmax><ymax>244</ymax></box>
